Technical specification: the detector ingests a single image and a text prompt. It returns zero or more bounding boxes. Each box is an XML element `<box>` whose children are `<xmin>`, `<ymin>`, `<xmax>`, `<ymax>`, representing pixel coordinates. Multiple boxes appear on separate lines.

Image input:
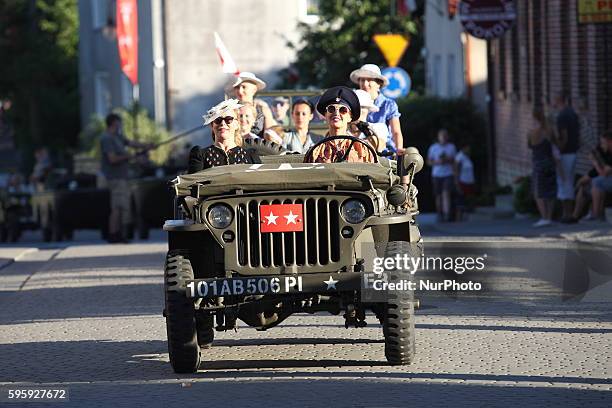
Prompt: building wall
<box><xmin>79</xmin><ymin>0</ymin><xmax>310</xmax><ymax>146</ymax></box>
<box><xmin>78</xmin><ymin>0</ymin><xmax>157</xmax><ymax>125</ymax></box>
<box><xmin>425</xmin><ymin>1</ymin><xmax>466</xmax><ymax>98</ymax></box>
<box><xmin>493</xmin><ymin>0</ymin><xmax>612</xmax><ymax>186</ymax></box>
<box><xmin>163</xmin><ymin>0</ymin><xmax>305</xmax><ymax>146</ymax></box>
<box><xmin>424</xmin><ymin>0</ymin><xmax>488</xmax><ymax>112</ymax></box>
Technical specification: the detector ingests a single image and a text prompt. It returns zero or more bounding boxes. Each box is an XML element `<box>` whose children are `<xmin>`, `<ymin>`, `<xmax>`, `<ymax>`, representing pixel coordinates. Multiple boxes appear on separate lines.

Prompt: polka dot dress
<box><xmin>188</xmin><ymin>145</ymin><xmax>254</xmax><ymax>173</ymax></box>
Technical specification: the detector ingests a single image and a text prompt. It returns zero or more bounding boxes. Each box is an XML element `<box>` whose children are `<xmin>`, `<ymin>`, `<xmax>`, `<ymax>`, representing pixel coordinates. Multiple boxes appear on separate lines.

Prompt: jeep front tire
<box><xmin>382</xmin><ymin>241</ymin><xmax>418</xmax><ymax>365</ymax></box>
<box><xmin>164</xmin><ymin>251</ymin><xmax>200</xmax><ymax>373</ymax></box>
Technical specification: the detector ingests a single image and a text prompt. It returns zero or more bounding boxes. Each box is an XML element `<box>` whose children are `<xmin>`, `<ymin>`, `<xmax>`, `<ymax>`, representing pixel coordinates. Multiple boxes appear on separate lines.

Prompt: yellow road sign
<box><xmin>373</xmin><ymin>34</ymin><xmax>410</xmax><ymax>67</ymax></box>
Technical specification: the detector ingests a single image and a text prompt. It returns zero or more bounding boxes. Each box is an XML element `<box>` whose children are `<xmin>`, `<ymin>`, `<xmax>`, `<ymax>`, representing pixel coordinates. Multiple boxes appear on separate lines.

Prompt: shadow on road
<box><xmin>0</xmin><ymin>282</ymin><xmax>163</xmax><ymax>323</ymax></box>
<box><xmin>2</xmin><ymin>338</ymin><xmax>612</xmax><ymax>386</ymax></box>
<box><xmin>213</xmin><ymin>337</ymin><xmax>383</xmax><ymax>347</ymax></box>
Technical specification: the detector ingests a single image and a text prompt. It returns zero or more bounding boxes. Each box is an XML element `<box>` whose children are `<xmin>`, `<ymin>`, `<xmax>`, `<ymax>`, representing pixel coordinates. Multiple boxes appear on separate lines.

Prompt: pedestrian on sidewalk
<box><xmin>571</xmin><ymin>130</ymin><xmax>612</xmax><ymax>222</ymax></box>
<box><xmin>454</xmin><ymin>144</ymin><xmax>475</xmax><ymax>221</ymax></box>
<box><xmin>575</xmin><ymin>97</ymin><xmax>598</xmax><ymax>178</ymax></box>
<box><xmin>528</xmin><ymin>108</ymin><xmax>557</xmax><ymax>227</ymax></box>
<box><xmin>427</xmin><ymin>129</ymin><xmax>457</xmax><ymax>222</ymax></box>
<box><xmin>553</xmin><ymin>92</ymin><xmax>580</xmax><ymax>223</ymax></box>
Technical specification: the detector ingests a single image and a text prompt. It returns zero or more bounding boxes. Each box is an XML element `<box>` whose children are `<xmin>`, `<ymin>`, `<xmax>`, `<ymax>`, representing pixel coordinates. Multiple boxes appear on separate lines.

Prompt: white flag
<box><xmin>213</xmin><ymin>32</ymin><xmax>239</xmax><ymax>75</ymax></box>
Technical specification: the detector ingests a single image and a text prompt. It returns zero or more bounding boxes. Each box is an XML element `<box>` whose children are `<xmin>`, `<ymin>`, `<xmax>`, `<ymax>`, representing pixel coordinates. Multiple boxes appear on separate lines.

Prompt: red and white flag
<box><xmin>116</xmin><ymin>0</ymin><xmax>138</xmax><ymax>84</ymax></box>
<box><xmin>214</xmin><ymin>32</ymin><xmax>240</xmax><ymax>75</ymax></box>
<box><xmin>260</xmin><ymin>204</ymin><xmax>303</xmax><ymax>233</ymax></box>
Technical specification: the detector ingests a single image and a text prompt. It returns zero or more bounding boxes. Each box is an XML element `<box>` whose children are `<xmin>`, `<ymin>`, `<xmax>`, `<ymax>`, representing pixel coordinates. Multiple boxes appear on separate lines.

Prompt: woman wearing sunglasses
<box><xmin>188</xmin><ymin>99</ymin><xmax>259</xmax><ymax>173</ymax></box>
<box><xmin>304</xmin><ymin>86</ymin><xmax>376</xmax><ymax>163</ymax></box>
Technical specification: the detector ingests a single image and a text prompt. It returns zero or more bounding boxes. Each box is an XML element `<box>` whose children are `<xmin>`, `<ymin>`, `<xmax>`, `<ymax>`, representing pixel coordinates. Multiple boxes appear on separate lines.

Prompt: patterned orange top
<box><xmin>304</xmin><ymin>138</ymin><xmax>376</xmax><ymax>163</ymax></box>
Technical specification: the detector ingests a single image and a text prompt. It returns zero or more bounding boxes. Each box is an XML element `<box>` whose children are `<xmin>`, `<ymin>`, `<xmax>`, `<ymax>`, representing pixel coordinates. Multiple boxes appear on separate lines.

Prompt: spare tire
<box><xmin>243</xmin><ymin>137</ymin><xmax>286</xmax><ymax>156</ymax></box>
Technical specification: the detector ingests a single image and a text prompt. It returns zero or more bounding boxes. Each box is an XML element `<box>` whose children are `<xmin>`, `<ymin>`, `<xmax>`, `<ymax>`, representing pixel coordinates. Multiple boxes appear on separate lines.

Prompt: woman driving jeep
<box><xmin>304</xmin><ymin>86</ymin><xmax>376</xmax><ymax>164</ymax></box>
<box><xmin>188</xmin><ymin>99</ymin><xmax>259</xmax><ymax>173</ymax></box>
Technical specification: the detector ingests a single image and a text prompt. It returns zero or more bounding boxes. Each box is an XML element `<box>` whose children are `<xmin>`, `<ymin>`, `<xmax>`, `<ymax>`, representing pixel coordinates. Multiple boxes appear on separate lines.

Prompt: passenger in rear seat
<box><xmin>188</xmin><ymin>99</ymin><xmax>259</xmax><ymax>173</ymax></box>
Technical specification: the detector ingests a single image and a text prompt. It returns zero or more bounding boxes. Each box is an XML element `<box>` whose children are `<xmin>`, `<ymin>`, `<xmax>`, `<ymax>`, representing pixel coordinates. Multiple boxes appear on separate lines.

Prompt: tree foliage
<box><xmin>279</xmin><ymin>0</ymin><xmax>424</xmax><ymax>92</ymax></box>
<box><xmin>0</xmin><ymin>0</ymin><xmax>80</xmax><ymax>169</ymax></box>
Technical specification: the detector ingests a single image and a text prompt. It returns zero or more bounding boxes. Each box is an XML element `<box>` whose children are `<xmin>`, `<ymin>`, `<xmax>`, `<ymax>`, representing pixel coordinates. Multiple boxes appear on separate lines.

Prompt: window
<box><xmin>525</xmin><ymin>0</ymin><xmax>532</xmax><ymax>101</ymax></box>
<box><xmin>447</xmin><ymin>54</ymin><xmax>456</xmax><ymax>97</ymax></box>
<box><xmin>532</xmin><ymin>1</ymin><xmax>543</xmax><ymax>104</ymax></box>
<box><xmin>511</xmin><ymin>26</ymin><xmax>520</xmax><ymax>99</ymax></box>
<box><xmin>91</xmin><ymin>0</ymin><xmax>108</xmax><ymax>30</ymax></box>
<box><xmin>433</xmin><ymin>55</ymin><xmax>442</xmax><ymax>96</ymax></box>
<box><xmin>94</xmin><ymin>72</ymin><xmax>111</xmax><ymax>117</ymax></box>
<box><xmin>299</xmin><ymin>0</ymin><xmax>319</xmax><ymax>24</ymax></box>
<box><xmin>498</xmin><ymin>37</ymin><xmax>507</xmax><ymax>96</ymax></box>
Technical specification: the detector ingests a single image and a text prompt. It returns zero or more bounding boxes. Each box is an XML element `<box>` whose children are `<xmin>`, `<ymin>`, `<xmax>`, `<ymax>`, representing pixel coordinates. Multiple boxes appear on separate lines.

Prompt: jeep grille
<box><xmin>236</xmin><ymin>198</ymin><xmax>341</xmax><ymax>267</ymax></box>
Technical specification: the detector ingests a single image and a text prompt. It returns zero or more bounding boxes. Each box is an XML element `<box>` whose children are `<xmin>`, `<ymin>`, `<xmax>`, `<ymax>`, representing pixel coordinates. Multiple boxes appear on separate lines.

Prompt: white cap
<box><xmin>354</xmin><ymin>89</ymin><xmax>379</xmax><ymax>112</ymax></box>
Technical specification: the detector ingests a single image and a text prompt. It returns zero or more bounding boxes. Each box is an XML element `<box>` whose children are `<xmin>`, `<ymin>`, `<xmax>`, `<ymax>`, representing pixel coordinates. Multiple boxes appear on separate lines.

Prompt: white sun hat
<box><xmin>225</xmin><ymin>72</ymin><xmax>267</xmax><ymax>93</ymax></box>
<box><xmin>349</xmin><ymin>64</ymin><xmax>389</xmax><ymax>87</ymax></box>
<box><xmin>202</xmin><ymin>99</ymin><xmax>243</xmax><ymax>126</ymax></box>
<box><xmin>354</xmin><ymin>89</ymin><xmax>379</xmax><ymax>112</ymax></box>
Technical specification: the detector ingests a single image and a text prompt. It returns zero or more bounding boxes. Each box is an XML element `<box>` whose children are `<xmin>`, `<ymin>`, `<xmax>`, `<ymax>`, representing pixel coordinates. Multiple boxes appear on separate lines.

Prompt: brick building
<box><xmin>491</xmin><ymin>0</ymin><xmax>612</xmax><ymax>185</ymax></box>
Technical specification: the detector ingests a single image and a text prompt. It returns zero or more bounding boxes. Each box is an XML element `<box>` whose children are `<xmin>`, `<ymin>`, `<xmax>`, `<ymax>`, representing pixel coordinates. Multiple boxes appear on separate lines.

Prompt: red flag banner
<box><xmin>260</xmin><ymin>204</ymin><xmax>304</xmax><ymax>233</ymax></box>
<box><xmin>116</xmin><ymin>0</ymin><xmax>138</xmax><ymax>84</ymax></box>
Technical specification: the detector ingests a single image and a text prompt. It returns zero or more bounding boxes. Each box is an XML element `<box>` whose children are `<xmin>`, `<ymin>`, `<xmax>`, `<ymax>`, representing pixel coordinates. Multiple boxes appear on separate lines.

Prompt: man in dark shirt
<box><xmin>100</xmin><ymin>113</ymin><xmax>151</xmax><ymax>243</ymax></box>
<box><xmin>572</xmin><ymin>131</ymin><xmax>612</xmax><ymax>222</ymax></box>
<box><xmin>554</xmin><ymin>92</ymin><xmax>581</xmax><ymax>222</ymax></box>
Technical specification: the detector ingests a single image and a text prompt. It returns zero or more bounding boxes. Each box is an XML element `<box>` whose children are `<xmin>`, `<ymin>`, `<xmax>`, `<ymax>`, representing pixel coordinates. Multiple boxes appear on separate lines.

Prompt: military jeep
<box><xmin>163</xmin><ymin>137</ymin><xmax>424</xmax><ymax>373</ymax></box>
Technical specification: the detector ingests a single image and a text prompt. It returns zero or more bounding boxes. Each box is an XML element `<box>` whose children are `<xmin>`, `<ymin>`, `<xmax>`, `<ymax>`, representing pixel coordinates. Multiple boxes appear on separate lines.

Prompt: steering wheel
<box><xmin>305</xmin><ymin>135</ymin><xmax>379</xmax><ymax>163</ymax></box>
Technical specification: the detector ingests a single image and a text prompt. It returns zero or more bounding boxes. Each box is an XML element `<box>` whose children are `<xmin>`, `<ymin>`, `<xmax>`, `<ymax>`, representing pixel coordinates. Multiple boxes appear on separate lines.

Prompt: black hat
<box><xmin>316</xmin><ymin>86</ymin><xmax>361</xmax><ymax>122</ymax></box>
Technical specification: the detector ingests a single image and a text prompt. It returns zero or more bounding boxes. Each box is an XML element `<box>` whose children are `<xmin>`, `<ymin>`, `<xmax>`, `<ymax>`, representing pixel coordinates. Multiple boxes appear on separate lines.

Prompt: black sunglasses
<box><xmin>212</xmin><ymin>116</ymin><xmax>235</xmax><ymax>125</ymax></box>
<box><xmin>326</xmin><ymin>105</ymin><xmax>349</xmax><ymax>115</ymax></box>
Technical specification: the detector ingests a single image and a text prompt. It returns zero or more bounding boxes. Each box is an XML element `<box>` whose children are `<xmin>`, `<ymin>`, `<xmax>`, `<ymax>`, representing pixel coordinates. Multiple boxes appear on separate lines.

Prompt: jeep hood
<box><xmin>173</xmin><ymin>162</ymin><xmax>398</xmax><ymax>196</ymax></box>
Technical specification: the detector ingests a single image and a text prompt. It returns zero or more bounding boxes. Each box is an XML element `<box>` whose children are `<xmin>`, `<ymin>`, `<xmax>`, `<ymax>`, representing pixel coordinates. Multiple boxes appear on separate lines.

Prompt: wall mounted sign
<box><xmin>578</xmin><ymin>0</ymin><xmax>612</xmax><ymax>23</ymax></box>
<box><xmin>459</xmin><ymin>0</ymin><xmax>517</xmax><ymax>39</ymax></box>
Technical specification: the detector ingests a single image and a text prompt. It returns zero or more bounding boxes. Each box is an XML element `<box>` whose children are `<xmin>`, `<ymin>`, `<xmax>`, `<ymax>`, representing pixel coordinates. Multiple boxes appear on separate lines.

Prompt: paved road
<box><xmin>0</xmin><ymin>235</ymin><xmax>611</xmax><ymax>407</ymax></box>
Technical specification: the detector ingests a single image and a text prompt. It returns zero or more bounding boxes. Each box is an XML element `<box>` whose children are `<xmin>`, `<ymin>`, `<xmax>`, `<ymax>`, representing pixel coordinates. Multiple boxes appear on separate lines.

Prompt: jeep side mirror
<box><xmin>398</xmin><ymin>147</ymin><xmax>424</xmax><ymax>176</ymax></box>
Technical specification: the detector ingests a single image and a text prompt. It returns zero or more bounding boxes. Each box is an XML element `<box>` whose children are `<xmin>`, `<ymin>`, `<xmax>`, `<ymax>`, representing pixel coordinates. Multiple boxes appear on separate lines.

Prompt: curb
<box><xmin>0</xmin><ymin>248</ymin><xmax>39</xmax><ymax>271</ymax></box>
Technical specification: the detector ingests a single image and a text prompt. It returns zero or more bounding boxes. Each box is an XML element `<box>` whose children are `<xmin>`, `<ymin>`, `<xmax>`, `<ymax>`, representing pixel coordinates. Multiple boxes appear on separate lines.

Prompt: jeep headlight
<box><xmin>207</xmin><ymin>204</ymin><xmax>233</xmax><ymax>229</ymax></box>
<box><xmin>341</xmin><ymin>199</ymin><xmax>366</xmax><ymax>224</ymax></box>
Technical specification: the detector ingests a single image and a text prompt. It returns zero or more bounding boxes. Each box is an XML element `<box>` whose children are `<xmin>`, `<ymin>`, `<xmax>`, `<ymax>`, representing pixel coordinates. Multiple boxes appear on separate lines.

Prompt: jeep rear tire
<box><xmin>164</xmin><ymin>252</ymin><xmax>200</xmax><ymax>373</ymax></box>
<box><xmin>382</xmin><ymin>240</ymin><xmax>419</xmax><ymax>365</ymax></box>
